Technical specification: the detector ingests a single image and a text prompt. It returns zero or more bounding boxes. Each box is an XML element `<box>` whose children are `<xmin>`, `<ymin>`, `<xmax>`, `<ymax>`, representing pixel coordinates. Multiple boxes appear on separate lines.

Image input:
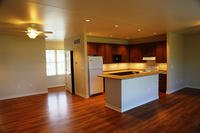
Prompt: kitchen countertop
<box><xmin>99</xmin><ymin>70</ymin><xmax>167</xmax><ymax>80</ymax></box>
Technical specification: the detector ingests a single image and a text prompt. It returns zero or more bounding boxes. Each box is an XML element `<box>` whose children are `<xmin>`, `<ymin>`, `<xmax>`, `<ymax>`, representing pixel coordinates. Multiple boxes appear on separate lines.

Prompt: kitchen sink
<box><xmin>110</xmin><ymin>71</ymin><xmax>139</xmax><ymax>76</ymax></box>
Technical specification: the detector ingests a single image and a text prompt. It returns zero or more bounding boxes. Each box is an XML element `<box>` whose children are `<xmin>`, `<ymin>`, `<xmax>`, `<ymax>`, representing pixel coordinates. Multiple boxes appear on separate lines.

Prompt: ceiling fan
<box><xmin>25</xmin><ymin>27</ymin><xmax>53</xmax><ymax>39</ymax></box>
<box><xmin>0</xmin><ymin>22</ymin><xmax>53</xmax><ymax>39</ymax></box>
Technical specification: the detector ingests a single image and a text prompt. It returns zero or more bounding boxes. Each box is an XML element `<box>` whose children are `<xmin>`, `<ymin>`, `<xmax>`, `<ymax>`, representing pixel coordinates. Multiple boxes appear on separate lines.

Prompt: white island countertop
<box><xmin>99</xmin><ymin>69</ymin><xmax>164</xmax><ymax>113</ymax></box>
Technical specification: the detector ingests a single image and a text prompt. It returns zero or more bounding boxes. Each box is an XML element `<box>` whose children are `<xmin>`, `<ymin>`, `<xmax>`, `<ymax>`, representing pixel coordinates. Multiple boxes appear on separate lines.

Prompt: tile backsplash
<box><xmin>103</xmin><ymin>63</ymin><xmax>167</xmax><ymax>72</ymax></box>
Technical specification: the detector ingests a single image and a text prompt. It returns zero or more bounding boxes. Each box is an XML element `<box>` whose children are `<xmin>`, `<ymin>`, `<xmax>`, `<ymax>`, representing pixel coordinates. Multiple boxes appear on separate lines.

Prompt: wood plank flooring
<box><xmin>0</xmin><ymin>87</ymin><xmax>200</xmax><ymax>133</ymax></box>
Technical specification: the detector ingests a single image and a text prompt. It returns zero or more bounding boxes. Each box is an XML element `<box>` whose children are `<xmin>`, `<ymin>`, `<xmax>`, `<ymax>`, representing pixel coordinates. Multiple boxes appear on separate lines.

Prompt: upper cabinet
<box><xmin>140</xmin><ymin>43</ymin><xmax>156</xmax><ymax>57</ymax></box>
<box><xmin>130</xmin><ymin>45</ymin><xmax>143</xmax><ymax>63</ymax></box>
<box><xmin>87</xmin><ymin>43</ymin><xmax>97</xmax><ymax>56</ymax></box>
<box><xmin>87</xmin><ymin>43</ymin><xmax>129</xmax><ymax>64</ymax></box>
<box><xmin>130</xmin><ymin>41</ymin><xmax>166</xmax><ymax>63</ymax></box>
<box><xmin>155</xmin><ymin>42</ymin><xmax>167</xmax><ymax>63</ymax></box>
<box><xmin>87</xmin><ymin>41</ymin><xmax>167</xmax><ymax>64</ymax></box>
<box><xmin>112</xmin><ymin>45</ymin><xmax>130</xmax><ymax>62</ymax></box>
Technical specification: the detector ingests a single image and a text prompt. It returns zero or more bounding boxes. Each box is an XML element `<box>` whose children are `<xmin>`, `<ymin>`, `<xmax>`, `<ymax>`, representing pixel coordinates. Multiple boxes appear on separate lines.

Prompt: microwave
<box><xmin>112</xmin><ymin>54</ymin><xmax>122</xmax><ymax>63</ymax></box>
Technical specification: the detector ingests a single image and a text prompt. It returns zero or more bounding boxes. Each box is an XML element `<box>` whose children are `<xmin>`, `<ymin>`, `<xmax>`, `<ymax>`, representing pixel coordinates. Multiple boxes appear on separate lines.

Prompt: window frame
<box><xmin>46</xmin><ymin>49</ymin><xmax>66</xmax><ymax>76</ymax></box>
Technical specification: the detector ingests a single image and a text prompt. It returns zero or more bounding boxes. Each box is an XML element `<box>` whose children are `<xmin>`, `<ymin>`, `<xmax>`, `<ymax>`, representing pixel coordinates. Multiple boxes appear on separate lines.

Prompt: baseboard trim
<box><xmin>48</xmin><ymin>84</ymin><xmax>65</xmax><ymax>89</ymax></box>
<box><xmin>167</xmin><ymin>87</ymin><xmax>183</xmax><ymax>94</ymax></box>
<box><xmin>0</xmin><ymin>91</ymin><xmax>48</xmax><ymax>101</ymax></box>
<box><xmin>121</xmin><ymin>96</ymin><xmax>159</xmax><ymax>112</ymax></box>
<box><xmin>105</xmin><ymin>103</ymin><xmax>122</xmax><ymax>113</ymax></box>
<box><xmin>75</xmin><ymin>92</ymin><xmax>89</xmax><ymax>98</ymax></box>
<box><xmin>184</xmin><ymin>86</ymin><xmax>200</xmax><ymax>90</ymax></box>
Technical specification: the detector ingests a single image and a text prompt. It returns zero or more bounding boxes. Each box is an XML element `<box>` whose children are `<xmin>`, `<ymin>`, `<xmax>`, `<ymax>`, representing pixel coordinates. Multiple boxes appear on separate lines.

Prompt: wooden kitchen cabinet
<box><xmin>87</xmin><ymin>41</ymin><xmax>167</xmax><ymax>64</ymax></box>
<box><xmin>87</xmin><ymin>43</ymin><xmax>129</xmax><ymax>64</ymax></box>
<box><xmin>104</xmin><ymin>44</ymin><xmax>112</xmax><ymax>64</ymax></box>
<box><xmin>111</xmin><ymin>45</ymin><xmax>129</xmax><ymax>63</ymax></box>
<box><xmin>156</xmin><ymin>42</ymin><xmax>167</xmax><ymax>63</ymax></box>
<box><xmin>87</xmin><ymin>43</ymin><xmax>97</xmax><ymax>56</ymax></box>
<box><xmin>118</xmin><ymin>45</ymin><xmax>130</xmax><ymax>62</ymax></box>
<box><xmin>130</xmin><ymin>45</ymin><xmax>143</xmax><ymax>62</ymax></box>
<box><xmin>141</xmin><ymin>43</ymin><xmax>156</xmax><ymax>57</ymax></box>
<box><xmin>159</xmin><ymin>74</ymin><xmax>167</xmax><ymax>93</ymax></box>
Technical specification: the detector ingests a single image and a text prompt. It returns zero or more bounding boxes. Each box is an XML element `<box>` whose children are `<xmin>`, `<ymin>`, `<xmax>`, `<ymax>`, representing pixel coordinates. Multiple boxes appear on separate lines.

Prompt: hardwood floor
<box><xmin>0</xmin><ymin>87</ymin><xmax>200</xmax><ymax>133</ymax></box>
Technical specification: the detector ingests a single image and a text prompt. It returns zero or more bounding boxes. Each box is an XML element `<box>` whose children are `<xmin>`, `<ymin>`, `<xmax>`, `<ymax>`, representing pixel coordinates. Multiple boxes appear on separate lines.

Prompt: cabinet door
<box><xmin>111</xmin><ymin>45</ymin><xmax>129</xmax><ymax>63</ymax></box>
<box><xmin>118</xmin><ymin>45</ymin><xmax>130</xmax><ymax>62</ymax></box>
<box><xmin>162</xmin><ymin>43</ymin><xmax>167</xmax><ymax>63</ymax></box>
<box><xmin>96</xmin><ymin>44</ymin><xmax>106</xmax><ymax>63</ymax></box>
<box><xmin>104</xmin><ymin>44</ymin><xmax>112</xmax><ymax>64</ymax></box>
<box><xmin>156</xmin><ymin>44</ymin><xmax>163</xmax><ymax>63</ymax></box>
<box><xmin>156</xmin><ymin>42</ymin><xmax>167</xmax><ymax>63</ymax></box>
<box><xmin>141</xmin><ymin>43</ymin><xmax>156</xmax><ymax>57</ymax></box>
<box><xmin>159</xmin><ymin>74</ymin><xmax>167</xmax><ymax>93</ymax></box>
<box><xmin>87</xmin><ymin>43</ymin><xmax>97</xmax><ymax>56</ymax></box>
<box><xmin>130</xmin><ymin>45</ymin><xmax>143</xmax><ymax>62</ymax></box>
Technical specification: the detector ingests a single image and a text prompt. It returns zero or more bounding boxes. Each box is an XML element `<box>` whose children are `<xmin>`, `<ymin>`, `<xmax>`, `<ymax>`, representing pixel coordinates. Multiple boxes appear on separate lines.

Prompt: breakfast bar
<box><xmin>99</xmin><ymin>71</ymin><xmax>159</xmax><ymax>112</ymax></box>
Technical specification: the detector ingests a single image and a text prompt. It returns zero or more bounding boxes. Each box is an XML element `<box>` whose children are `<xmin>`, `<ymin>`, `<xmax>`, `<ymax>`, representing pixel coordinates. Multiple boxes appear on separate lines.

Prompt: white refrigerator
<box><xmin>88</xmin><ymin>56</ymin><xmax>103</xmax><ymax>96</ymax></box>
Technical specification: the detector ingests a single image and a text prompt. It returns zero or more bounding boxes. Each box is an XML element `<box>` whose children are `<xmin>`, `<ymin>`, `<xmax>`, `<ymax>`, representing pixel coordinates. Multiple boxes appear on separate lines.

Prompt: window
<box><xmin>46</xmin><ymin>50</ymin><xmax>65</xmax><ymax>76</ymax></box>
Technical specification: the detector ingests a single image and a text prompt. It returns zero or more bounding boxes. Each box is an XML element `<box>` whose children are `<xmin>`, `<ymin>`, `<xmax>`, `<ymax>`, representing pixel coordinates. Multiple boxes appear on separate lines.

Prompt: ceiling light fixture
<box><xmin>114</xmin><ymin>25</ymin><xmax>119</xmax><ymax>28</ymax></box>
<box><xmin>27</xmin><ymin>27</ymin><xmax>39</xmax><ymax>39</ymax></box>
<box><xmin>153</xmin><ymin>32</ymin><xmax>157</xmax><ymax>35</ymax></box>
<box><xmin>137</xmin><ymin>29</ymin><xmax>141</xmax><ymax>32</ymax></box>
<box><xmin>85</xmin><ymin>19</ymin><xmax>91</xmax><ymax>22</ymax></box>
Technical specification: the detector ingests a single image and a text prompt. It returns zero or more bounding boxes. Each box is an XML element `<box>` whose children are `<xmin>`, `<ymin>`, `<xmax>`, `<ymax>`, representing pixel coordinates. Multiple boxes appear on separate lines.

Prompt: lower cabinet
<box><xmin>159</xmin><ymin>74</ymin><xmax>167</xmax><ymax>93</ymax></box>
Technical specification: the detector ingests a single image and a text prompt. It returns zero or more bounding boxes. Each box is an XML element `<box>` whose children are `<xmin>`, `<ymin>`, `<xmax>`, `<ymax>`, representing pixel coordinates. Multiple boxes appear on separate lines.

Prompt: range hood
<box><xmin>142</xmin><ymin>57</ymin><xmax>156</xmax><ymax>60</ymax></box>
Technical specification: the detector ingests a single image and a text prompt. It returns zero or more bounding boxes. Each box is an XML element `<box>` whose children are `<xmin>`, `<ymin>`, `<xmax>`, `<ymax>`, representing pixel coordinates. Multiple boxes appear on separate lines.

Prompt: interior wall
<box><xmin>46</xmin><ymin>40</ymin><xmax>64</xmax><ymax>49</ymax></box>
<box><xmin>183</xmin><ymin>34</ymin><xmax>200</xmax><ymax>89</ymax></box>
<box><xmin>64</xmin><ymin>33</ymin><xmax>89</xmax><ymax>98</ymax></box>
<box><xmin>45</xmin><ymin>40</ymin><xmax>65</xmax><ymax>88</ymax></box>
<box><xmin>87</xmin><ymin>36</ymin><xmax>129</xmax><ymax>44</ymax></box>
<box><xmin>167</xmin><ymin>32</ymin><xmax>185</xmax><ymax>94</ymax></box>
<box><xmin>0</xmin><ymin>35</ymin><xmax>47</xmax><ymax>100</ymax></box>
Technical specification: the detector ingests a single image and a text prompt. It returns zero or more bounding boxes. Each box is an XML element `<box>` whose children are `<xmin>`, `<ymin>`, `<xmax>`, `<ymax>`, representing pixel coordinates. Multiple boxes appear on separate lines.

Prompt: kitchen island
<box><xmin>99</xmin><ymin>71</ymin><xmax>159</xmax><ymax>112</ymax></box>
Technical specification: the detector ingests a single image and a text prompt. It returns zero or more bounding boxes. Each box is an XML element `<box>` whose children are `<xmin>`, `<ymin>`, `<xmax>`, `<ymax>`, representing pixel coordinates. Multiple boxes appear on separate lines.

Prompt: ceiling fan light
<box><xmin>27</xmin><ymin>28</ymin><xmax>39</xmax><ymax>39</ymax></box>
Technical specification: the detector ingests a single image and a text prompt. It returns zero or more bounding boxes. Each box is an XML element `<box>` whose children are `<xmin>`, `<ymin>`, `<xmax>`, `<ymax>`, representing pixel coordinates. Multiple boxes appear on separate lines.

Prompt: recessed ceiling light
<box><xmin>114</xmin><ymin>25</ymin><xmax>119</xmax><ymax>28</ymax></box>
<box><xmin>137</xmin><ymin>29</ymin><xmax>141</xmax><ymax>32</ymax></box>
<box><xmin>87</xmin><ymin>32</ymin><xmax>92</xmax><ymax>35</ymax></box>
<box><xmin>85</xmin><ymin>19</ymin><xmax>91</xmax><ymax>22</ymax></box>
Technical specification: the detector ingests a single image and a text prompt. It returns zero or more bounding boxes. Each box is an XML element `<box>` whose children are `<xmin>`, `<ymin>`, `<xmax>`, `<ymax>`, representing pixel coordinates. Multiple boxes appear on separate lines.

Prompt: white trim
<box><xmin>105</xmin><ymin>103</ymin><xmax>122</xmax><ymax>113</ymax></box>
<box><xmin>185</xmin><ymin>86</ymin><xmax>200</xmax><ymax>89</ymax></box>
<box><xmin>166</xmin><ymin>87</ymin><xmax>183</xmax><ymax>94</ymax></box>
<box><xmin>48</xmin><ymin>84</ymin><xmax>65</xmax><ymax>88</ymax></box>
<box><xmin>75</xmin><ymin>91</ymin><xmax>89</xmax><ymax>98</ymax></box>
<box><xmin>121</xmin><ymin>96</ymin><xmax>159</xmax><ymax>112</ymax></box>
<box><xmin>0</xmin><ymin>91</ymin><xmax>48</xmax><ymax>101</ymax></box>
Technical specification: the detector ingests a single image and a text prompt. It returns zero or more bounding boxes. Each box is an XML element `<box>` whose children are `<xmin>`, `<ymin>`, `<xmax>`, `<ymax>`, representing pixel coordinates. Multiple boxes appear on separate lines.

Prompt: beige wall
<box><xmin>46</xmin><ymin>40</ymin><xmax>64</xmax><ymax>50</ymax></box>
<box><xmin>64</xmin><ymin>33</ymin><xmax>89</xmax><ymax>98</ymax></box>
<box><xmin>45</xmin><ymin>40</ymin><xmax>65</xmax><ymax>88</ymax></box>
<box><xmin>184</xmin><ymin>34</ymin><xmax>200</xmax><ymax>89</ymax></box>
<box><xmin>167</xmin><ymin>32</ymin><xmax>185</xmax><ymax>94</ymax></box>
<box><xmin>0</xmin><ymin>35</ymin><xmax>47</xmax><ymax>100</ymax></box>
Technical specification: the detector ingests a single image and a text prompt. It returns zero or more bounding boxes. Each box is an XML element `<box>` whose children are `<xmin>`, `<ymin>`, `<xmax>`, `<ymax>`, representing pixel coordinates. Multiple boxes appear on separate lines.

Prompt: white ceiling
<box><xmin>0</xmin><ymin>0</ymin><xmax>200</xmax><ymax>40</ymax></box>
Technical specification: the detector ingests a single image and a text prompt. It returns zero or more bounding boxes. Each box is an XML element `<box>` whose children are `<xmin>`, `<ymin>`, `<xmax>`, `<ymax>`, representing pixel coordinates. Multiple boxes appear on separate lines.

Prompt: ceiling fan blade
<box><xmin>42</xmin><ymin>31</ymin><xmax>53</xmax><ymax>34</ymax></box>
